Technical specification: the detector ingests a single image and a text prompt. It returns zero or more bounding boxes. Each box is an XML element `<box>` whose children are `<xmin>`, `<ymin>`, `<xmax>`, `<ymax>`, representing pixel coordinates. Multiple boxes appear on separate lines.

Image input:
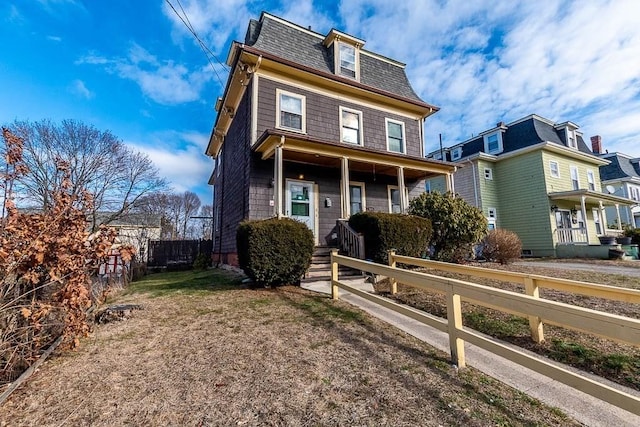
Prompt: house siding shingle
<box><xmin>256</xmin><ymin>77</ymin><xmax>422</xmax><ymax>157</ymax></box>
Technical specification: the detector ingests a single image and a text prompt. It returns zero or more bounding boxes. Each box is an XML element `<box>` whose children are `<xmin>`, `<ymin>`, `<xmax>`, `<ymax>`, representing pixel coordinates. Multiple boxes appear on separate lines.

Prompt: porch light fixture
<box><xmin>550</xmin><ymin>204</ymin><xmax>558</xmax><ymax>213</ymax></box>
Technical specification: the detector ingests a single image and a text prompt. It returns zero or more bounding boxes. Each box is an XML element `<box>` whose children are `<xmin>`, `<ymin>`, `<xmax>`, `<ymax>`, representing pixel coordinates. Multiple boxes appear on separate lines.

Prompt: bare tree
<box><xmin>132</xmin><ymin>191</ymin><xmax>202</xmax><ymax>240</ymax></box>
<box><xmin>3</xmin><ymin>119</ymin><xmax>166</xmax><ymax>229</ymax></box>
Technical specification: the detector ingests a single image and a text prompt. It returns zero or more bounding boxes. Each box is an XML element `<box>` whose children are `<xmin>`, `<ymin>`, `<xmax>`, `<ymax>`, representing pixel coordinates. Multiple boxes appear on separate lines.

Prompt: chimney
<box><xmin>591</xmin><ymin>135</ymin><xmax>602</xmax><ymax>154</ymax></box>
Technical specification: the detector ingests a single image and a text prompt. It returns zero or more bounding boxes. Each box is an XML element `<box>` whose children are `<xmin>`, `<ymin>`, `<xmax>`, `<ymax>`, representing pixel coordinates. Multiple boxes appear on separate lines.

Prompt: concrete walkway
<box><xmin>301</xmin><ymin>279</ymin><xmax>640</xmax><ymax>427</ymax></box>
<box><xmin>514</xmin><ymin>260</ymin><xmax>640</xmax><ymax>278</ymax></box>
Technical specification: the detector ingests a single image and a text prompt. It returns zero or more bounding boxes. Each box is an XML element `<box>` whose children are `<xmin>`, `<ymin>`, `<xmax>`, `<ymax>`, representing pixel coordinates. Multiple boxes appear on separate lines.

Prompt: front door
<box><xmin>286</xmin><ymin>179</ymin><xmax>315</xmax><ymax>237</ymax></box>
<box><xmin>556</xmin><ymin>210</ymin><xmax>572</xmax><ymax>243</ymax></box>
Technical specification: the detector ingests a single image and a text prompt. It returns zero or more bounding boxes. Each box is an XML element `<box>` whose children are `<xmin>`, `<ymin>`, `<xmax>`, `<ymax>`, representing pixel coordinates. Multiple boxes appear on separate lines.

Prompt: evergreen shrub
<box><xmin>236</xmin><ymin>217</ymin><xmax>314</xmax><ymax>286</ymax></box>
<box><xmin>348</xmin><ymin>212</ymin><xmax>432</xmax><ymax>264</ymax></box>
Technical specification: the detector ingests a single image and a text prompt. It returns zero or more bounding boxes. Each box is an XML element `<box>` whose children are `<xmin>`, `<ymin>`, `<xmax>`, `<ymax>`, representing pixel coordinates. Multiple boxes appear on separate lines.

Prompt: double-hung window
<box><xmin>451</xmin><ymin>147</ymin><xmax>462</xmax><ymax>161</ymax></box>
<box><xmin>549</xmin><ymin>161</ymin><xmax>560</xmax><ymax>178</ymax></box>
<box><xmin>388</xmin><ymin>186</ymin><xmax>401</xmax><ymax>213</ymax></box>
<box><xmin>570</xmin><ymin>165</ymin><xmax>580</xmax><ymax>190</ymax></box>
<box><xmin>386</xmin><ymin>119</ymin><xmax>405</xmax><ymax>154</ymax></box>
<box><xmin>277</xmin><ymin>90</ymin><xmax>305</xmax><ymax>132</ymax></box>
<box><xmin>586</xmin><ymin>170</ymin><xmax>595</xmax><ymax>191</ymax></box>
<box><xmin>484</xmin><ymin>132</ymin><xmax>502</xmax><ymax>154</ymax></box>
<box><xmin>340</xmin><ymin>107</ymin><xmax>363</xmax><ymax>145</ymax></box>
<box><xmin>339</xmin><ymin>44</ymin><xmax>357</xmax><ymax>79</ymax></box>
<box><xmin>484</xmin><ymin>168</ymin><xmax>493</xmax><ymax>180</ymax></box>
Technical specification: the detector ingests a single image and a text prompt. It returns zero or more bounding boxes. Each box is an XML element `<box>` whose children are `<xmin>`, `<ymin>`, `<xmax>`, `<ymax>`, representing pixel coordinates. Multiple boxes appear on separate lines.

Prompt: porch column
<box><xmin>274</xmin><ymin>136</ymin><xmax>284</xmax><ymax>218</ymax></box>
<box><xmin>397</xmin><ymin>166</ymin><xmax>407</xmax><ymax>213</ymax></box>
<box><xmin>445</xmin><ymin>173</ymin><xmax>452</xmax><ymax>193</ymax></box>
<box><xmin>341</xmin><ymin>157</ymin><xmax>350</xmax><ymax>218</ymax></box>
<box><xmin>580</xmin><ymin>196</ymin><xmax>588</xmax><ymax>243</ymax></box>
<box><xmin>616</xmin><ymin>204</ymin><xmax>622</xmax><ymax>230</ymax></box>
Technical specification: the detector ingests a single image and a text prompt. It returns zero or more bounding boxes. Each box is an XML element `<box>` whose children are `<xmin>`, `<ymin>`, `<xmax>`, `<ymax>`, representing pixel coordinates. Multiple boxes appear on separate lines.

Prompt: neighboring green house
<box><xmin>593</xmin><ymin>136</ymin><xmax>640</xmax><ymax>228</ymax></box>
<box><xmin>427</xmin><ymin>114</ymin><xmax>635</xmax><ymax>258</ymax></box>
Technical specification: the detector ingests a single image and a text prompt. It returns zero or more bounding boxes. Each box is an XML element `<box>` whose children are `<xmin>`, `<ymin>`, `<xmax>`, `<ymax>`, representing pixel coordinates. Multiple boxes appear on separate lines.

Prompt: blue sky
<box><xmin>3</xmin><ymin>0</ymin><xmax>640</xmax><ymax>204</ymax></box>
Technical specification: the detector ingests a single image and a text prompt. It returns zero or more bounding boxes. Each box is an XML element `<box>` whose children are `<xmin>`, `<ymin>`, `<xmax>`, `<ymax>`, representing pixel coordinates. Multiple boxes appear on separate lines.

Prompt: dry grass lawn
<box><xmin>0</xmin><ymin>269</ymin><xmax>575</xmax><ymax>426</ymax></box>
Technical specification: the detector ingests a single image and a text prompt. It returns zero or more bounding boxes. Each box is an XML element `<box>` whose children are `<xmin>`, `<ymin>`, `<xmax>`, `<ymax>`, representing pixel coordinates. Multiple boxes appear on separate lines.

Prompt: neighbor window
<box><xmin>567</xmin><ymin>129</ymin><xmax>578</xmax><ymax>149</ymax></box>
<box><xmin>349</xmin><ymin>182</ymin><xmax>366</xmax><ymax>214</ymax></box>
<box><xmin>550</xmin><ymin>161</ymin><xmax>560</xmax><ymax>178</ymax></box>
<box><xmin>340</xmin><ymin>107</ymin><xmax>363</xmax><ymax>145</ymax></box>
<box><xmin>570</xmin><ymin>165</ymin><xmax>579</xmax><ymax>190</ymax></box>
<box><xmin>484</xmin><ymin>167</ymin><xmax>493</xmax><ymax>180</ymax></box>
<box><xmin>586</xmin><ymin>170</ymin><xmax>595</xmax><ymax>191</ymax></box>
<box><xmin>483</xmin><ymin>132</ymin><xmax>503</xmax><ymax>154</ymax></box>
<box><xmin>339</xmin><ymin>43</ymin><xmax>357</xmax><ymax>79</ymax></box>
<box><xmin>632</xmin><ymin>187</ymin><xmax>640</xmax><ymax>201</ymax></box>
<box><xmin>593</xmin><ymin>208</ymin><xmax>603</xmax><ymax>235</ymax></box>
<box><xmin>451</xmin><ymin>147</ymin><xmax>462</xmax><ymax>161</ymax></box>
<box><xmin>276</xmin><ymin>89</ymin><xmax>305</xmax><ymax>132</ymax></box>
<box><xmin>386</xmin><ymin>119</ymin><xmax>405</xmax><ymax>154</ymax></box>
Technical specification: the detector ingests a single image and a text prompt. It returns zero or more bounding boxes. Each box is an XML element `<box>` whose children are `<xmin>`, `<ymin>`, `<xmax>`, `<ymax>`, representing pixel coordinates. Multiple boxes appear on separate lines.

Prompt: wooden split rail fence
<box><xmin>329</xmin><ymin>250</ymin><xmax>640</xmax><ymax>416</ymax></box>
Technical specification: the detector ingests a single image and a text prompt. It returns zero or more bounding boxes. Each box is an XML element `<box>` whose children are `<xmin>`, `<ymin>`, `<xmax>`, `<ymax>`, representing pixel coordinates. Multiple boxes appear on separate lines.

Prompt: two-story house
<box><xmin>426</xmin><ymin>114</ymin><xmax>635</xmax><ymax>258</ymax></box>
<box><xmin>594</xmin><ymin>136</ymin><xmax>640</xmax><ymax>228</ymax></box>
<box><xmin>206</xmin><ymin>12</ymin><xmax>456</xmax><ymax>265</ymax></box>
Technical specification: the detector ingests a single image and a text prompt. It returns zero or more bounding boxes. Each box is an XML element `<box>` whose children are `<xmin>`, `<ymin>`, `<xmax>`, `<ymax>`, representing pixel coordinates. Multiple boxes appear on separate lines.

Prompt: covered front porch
<box><xmin>253</xmin><ymin>129</ymin><xmax>457</xmax><ymax>248</ymax></box>
<box><xmin>549</xmin><ymin>189</ymin><xmax>638</xmax><ymax>258</ymax></box>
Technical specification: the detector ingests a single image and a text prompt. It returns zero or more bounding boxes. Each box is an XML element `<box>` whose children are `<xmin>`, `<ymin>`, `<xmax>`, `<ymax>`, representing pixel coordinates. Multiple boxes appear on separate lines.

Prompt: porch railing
<box><xmin>337</xmin><ymin>220</ymin><xmax>365</xmax><ymax>259</ymax></box>
<box><xmin>555</xmin><ymin>227</ymin><xmax>588</xmax><ymax>244</ymax></box>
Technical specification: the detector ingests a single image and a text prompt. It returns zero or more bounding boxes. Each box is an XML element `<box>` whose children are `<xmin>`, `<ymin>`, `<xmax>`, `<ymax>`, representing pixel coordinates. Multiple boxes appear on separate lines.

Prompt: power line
<box><xmin>164</xmin><ymin>0</ymin><xmax>229</xmax><ymax>89</ymax></box>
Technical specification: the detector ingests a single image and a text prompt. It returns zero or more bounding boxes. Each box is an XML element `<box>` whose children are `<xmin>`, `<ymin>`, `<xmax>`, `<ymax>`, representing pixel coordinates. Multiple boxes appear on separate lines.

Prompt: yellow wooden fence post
<box><xmin>524</xmin><ymin>277</ymin><xmax>544</xmax><ymax>343</ymax></box>
<box><xmin>331</xmin><ymin>249</ymin><xmax>339</xmax><ymax>300</ymax></box>
<box><xmin>388</xmin><ymin>250</ymin><xmax>397</xmax><ymax>294</ymax></box>
<box><xmin>446</xmin><ymin>286</ymin><xmax>465</xmax><ymax>368</ymax></box>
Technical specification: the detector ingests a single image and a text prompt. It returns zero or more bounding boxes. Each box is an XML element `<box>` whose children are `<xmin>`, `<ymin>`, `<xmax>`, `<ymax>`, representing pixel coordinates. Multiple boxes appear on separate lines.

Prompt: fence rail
<box><xmin>147</xmin><ymin>239</ymin><xmax>212</xmax><ymax>267</ymax></box>
<box><xmin>329</xmin><ymin>250</ymin><xmax>640</xmax><ymax>416</ymax></box>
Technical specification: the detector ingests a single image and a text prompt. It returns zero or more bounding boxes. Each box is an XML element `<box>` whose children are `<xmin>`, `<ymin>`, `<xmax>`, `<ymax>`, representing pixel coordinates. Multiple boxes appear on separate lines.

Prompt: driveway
<box><xmin>513</xmin><ymin>260</ymin><xmax>640</xmax><ymax>278</ymax></box>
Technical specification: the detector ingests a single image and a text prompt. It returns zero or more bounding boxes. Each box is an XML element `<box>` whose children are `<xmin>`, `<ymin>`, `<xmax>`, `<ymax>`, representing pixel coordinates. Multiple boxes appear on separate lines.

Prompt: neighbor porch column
<box><xmin>274</xmin><ymin>136</ymin><xmax>284</xmax><ymax>218</ymax></box>
<box><xmin>599</xmin><ymin>201</ymin><xmax>607</xmax><ymax>233</ymax></box>
<box><xmin>341</xmin><ymin>157</ymin><xmax>350</xmax><ymax>218</ymax></box>
<box><xmin>580</xmin><ymin>195</ymin><xmax>588</xmax><ymax>243</ymax></box>
<box><xmin>615</xmin><ymin>203</ymin><xmax>622</xmax><ymax>230</ymax></box>
<box><xmin>397</xmin><ymin>166</ymin><xmax>407</xmax><ymax>213</ymax></box>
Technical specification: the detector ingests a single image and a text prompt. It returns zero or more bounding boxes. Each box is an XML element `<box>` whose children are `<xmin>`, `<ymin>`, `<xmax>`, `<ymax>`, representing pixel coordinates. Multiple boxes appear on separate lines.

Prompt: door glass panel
<box><xmin>291</xmin><ymin>202</ymin><xmax>309</xmax><ymax>216</ymax></box>
<box><xmin>291</xmin><ymin>185</ymin><xmax>308</xmax><ymax>201</ymax></box>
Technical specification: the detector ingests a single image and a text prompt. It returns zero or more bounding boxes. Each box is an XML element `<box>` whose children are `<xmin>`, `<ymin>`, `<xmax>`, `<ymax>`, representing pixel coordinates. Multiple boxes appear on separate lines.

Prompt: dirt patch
<box><xmin>0</xmin><ymin>270</ymin><xmax>574</xmax><ymax>426</ymax></box>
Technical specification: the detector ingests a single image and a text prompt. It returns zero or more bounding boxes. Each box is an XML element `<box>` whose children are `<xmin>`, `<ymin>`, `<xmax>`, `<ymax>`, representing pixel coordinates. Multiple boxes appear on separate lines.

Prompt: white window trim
<box><xmin>349</xmin><ymin>181</ymin><xmax>366</xmax><ymax>213</ymax></box>
<box><xmin>385</xmin><ymin>118</ymin><xmax>406</xmax><ymax>154</ymax></box>
<box><xmin>334</xmin><ymin>41</ymin><xmax>360</xmax><ymax>81</ymax></box>
<box><xmin>586</xmin><ymin>169</ymin><xmax>595</xmax><ymax>190</ymax></box>
<box><xmin>275</xmin><ymin>89</ymin><xmax>306</xmax><ymax>133</ymax></box>
<box><xmin>484</xmin><ymin>167</ymin><xmax>493</xmax><ymax>180</ymax></box>
<box><xmin>483</xmin><ymin>132</ymin><xmax>503</xmax><ymax>154</ymax></box>
<box><xmin>570</xmin><ymin>165</ymin><xmax>580</xmax><ymax>189</ymax></box>
<box><xmin>487</xmin><ymin>207</ymin><xmax>497</xmax><ymax>219</ymax></box>
<box><xmin>451</xmin><ymin>147</ymin><xmax>462</xmax><ymax>161</ymax></box>
<box><xmin>550</xmin><ymin>160</ymin><xmax>560</xmax><ymax>178</ymax></box>
<box><xmin>339</xmin><ymin>106</ymin><xmax>363</xmax><ymax>146</ymax></box>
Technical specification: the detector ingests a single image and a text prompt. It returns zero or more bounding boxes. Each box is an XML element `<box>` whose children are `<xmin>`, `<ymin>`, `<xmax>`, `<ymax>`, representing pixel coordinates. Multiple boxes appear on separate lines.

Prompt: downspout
<box><xmin>216</xmin><ymin>149</ymin><xmax>225</xmax><ymax>267</ymax></box>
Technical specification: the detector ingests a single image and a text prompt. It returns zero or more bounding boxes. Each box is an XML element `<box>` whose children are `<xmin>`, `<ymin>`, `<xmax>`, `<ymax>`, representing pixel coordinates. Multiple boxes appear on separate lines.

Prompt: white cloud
<box><xmin>333</xmin><ymin>0</ymin><xmax>640</xmax><ymax>157</ymax></box>
<box><xmin>77</xmin><ymin>43</ymin><xmax>212</xmax><ymax>105</ymax></box>
<box><xmin>46</xmin><ymin>35</ymin><xmax>62</xmax><ymax>42</ymax></box>
<box><xmin>127</xmin><ymin>131</ymin><xmax>212</xmax><ymax>202</ymax></box>
<box><xmin>69</xmin><ymin>79</ymin><xmax>93</xmax><ymax>99</ymax></box>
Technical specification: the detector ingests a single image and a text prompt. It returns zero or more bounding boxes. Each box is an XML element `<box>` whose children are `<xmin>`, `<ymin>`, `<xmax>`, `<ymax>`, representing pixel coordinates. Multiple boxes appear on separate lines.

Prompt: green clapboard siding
<box><xmin>477</xmin><ymin>159</ymin><xmax>499</xmax><ymax>223</ymax></box>
<box><xmin>492</xmin><ymin>151</ymin><xmax>555</xmax><ymax>256</ymax></box>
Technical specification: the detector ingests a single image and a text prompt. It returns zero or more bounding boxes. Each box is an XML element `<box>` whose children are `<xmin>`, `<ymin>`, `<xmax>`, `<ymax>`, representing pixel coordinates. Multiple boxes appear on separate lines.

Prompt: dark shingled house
<box><xmin>597</xmin><ymin>141</ymin><xmax>640</xmax><ymax>227</ymax></box>
<box><xmin>206</xmin><ymin>12</ymin><xmax>456</xmax><ymax>265</ymax></box>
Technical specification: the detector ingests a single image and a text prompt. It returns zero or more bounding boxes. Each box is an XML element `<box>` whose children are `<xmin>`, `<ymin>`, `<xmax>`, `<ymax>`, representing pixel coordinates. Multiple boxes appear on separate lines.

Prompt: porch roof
<box><xmin>253</xmin><ymin>129</ymin><xmax>457</xmax><ymax>180</ymax></box>
<box><xmin>548</xmin><ymin>189</ymin><xmax>637</xmax><ymax>206</ymax></box>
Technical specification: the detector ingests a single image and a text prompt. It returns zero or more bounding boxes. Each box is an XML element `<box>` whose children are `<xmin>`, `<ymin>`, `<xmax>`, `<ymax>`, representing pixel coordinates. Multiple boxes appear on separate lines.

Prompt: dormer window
<box><xmin>483</xmin><ymin>132</ymin><xmax>503</xmax><ymax>154</ymax></box>
<box><xmin>323</xmin><ymin>29</ymin><xmax>364</xmax><ymax>81</ymax></box>
<box><xmin>339</xmin><ymin>44</ymin><xmax>356</xmax><ymax>78</ymax></box>
<box><xmin>567</xmin><ymin>128</ymin><xmax>578</xmax><ymax>149</ymax></box>
<box><xmin>451</xmin><ymin>147</ymin><xmax>462</xmax><ymax>161</ymax></box>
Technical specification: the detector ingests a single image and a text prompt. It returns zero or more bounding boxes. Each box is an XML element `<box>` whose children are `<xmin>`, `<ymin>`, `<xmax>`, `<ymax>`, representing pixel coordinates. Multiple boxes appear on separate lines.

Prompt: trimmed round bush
<box><xmin>236</xmin><ymin>217</ymin><xmax>314</xmax><ymax>287</ymax></box>
<box><xmin>348</xmin><ymin>212</ymin><xmax>432</xmax><ymax>263</ymax></box>
<box><xmin>481</xmin><ymin>229</ymin><xmax>522</xmax><ymax>264</ymax></box>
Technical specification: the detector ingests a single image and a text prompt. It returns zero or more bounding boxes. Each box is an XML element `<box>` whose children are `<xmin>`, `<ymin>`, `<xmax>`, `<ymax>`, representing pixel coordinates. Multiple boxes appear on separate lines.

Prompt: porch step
<box><xmin>302</xmin><ymin>245</ymin><xmax>363</xmax><ymax>283</ymax></box>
